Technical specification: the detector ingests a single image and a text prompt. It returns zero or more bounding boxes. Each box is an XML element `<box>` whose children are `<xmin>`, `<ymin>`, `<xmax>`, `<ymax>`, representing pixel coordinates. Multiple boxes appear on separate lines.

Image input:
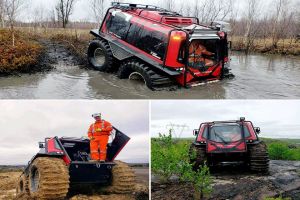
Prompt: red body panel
<box><xmin>99</xmin><ymin>6</ymin><xmax>228</xmax><ymax>85</ymax></box>
<box><xmin>47</xmin><ymin>138</ymin><xmax>71</xmax><ymax>165</ymax></box>
<box><xmin>207</xmin><ymin>140</ymin><xmax>246</xmax><ymax>153</ymax></box>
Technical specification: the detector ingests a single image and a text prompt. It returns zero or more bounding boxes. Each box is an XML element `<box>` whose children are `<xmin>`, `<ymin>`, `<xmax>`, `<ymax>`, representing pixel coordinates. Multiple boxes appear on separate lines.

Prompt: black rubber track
<box><xmin>87</xmin><ymin>38</ymin><xmax>115</xmax><ymax>72</ymax></box>
<box><xmin>28</xmin><ymin>157</ymin><xmax>70</xmax><ymax>199</ymax></box>
<box><xmin>118</xmin><ymin>60</ymin><xmax>177</xmax><ymax>91</ymax></box>
<box><xmin>189</xmin><ymin>143</ymin><xmax>206</xmax><ymax>170</ymax></box>
<box><xmin>248</xmin><ymin>141</ymin><xmax>269</xmax><ymax>173</ymax></box>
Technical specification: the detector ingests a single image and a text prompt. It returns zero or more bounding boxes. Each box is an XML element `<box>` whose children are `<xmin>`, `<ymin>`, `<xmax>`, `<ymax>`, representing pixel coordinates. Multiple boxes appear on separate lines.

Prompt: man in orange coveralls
<box><xmin>189</xmin><ymin>40</ymin><xmax>215</xmax><ymax>69</ymax></box>
<box><xmin>88</xmin><ymin>113</ymin><xmax>113</xmax><ymax>162</ymax></box>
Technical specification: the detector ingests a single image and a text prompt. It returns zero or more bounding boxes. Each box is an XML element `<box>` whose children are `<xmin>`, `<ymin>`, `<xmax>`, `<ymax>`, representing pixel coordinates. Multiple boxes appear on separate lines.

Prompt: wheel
<box><xmin>87</xmin><ymin>39</ymin><xmax>115</xmax><ymax>72</ymax></box>
<box><xmin>189</xmin><ymin>143</ymin><xmax>206</xmax><ymax>170</ymax></box>
<box><xmin>28</xmin><ymin>157</ymin><xmax>70</xmax><ymax>199</ymax></box>
<box><xmin>248</xmin><ymin>141</ymin><xmax>269</xmax><ymax>173</ymax></box>
<box><xmin>117</xmin><ymin>60</ymin><xmax>176</xmax><ymax>90</ymax></box>
<box><xmin>106</xmin><ymin>160</ymin><xmax>136</xmax><ymax>194</ymax></box>
<box><xmin>16</xmin><ymin>174</ymin><xmax>29</xmax><ymax>198</ymax></box>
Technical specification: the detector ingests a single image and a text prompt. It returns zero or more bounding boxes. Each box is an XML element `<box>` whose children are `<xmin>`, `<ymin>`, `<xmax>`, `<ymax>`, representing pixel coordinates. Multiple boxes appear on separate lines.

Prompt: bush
<box><xmin>268</xmin><ymin>142</ymin><xmax>300</xmax><ymax>160</ymax></box>
<box><xmin>0</xmin><ymin>29</ymin><xmax>42</xmax><ymax>73</ymax></box>
<box><xmin>152</xmin><ymin>132</ymin><xmax>212</xmax><ymax>199</ymax></box>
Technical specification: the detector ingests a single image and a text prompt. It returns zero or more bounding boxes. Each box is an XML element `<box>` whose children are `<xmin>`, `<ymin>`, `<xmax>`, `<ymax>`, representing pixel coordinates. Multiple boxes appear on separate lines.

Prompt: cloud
<box><xmin>0</xmin><ymin>100</ymin><xmax>149</xmax><ymax>165</ymax></box>
<box><xmin>151</xmin><ymin>100</ymin><xmax>300</xmax><ymax>139</ymax></box>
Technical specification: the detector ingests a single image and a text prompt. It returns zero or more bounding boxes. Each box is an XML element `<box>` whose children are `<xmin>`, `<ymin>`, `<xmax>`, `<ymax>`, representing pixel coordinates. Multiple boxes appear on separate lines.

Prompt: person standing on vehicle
<box><xmin>88</xmin><ymin>113</ymin><xmax>113</xmax><ymax>162</ymax></box>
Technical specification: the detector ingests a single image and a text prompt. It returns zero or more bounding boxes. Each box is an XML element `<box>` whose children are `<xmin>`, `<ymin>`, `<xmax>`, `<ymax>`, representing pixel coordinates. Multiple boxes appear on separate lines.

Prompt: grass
<box><xmin>0</xmin><ymin>29</ymin><xmax>43</xmax><ymax>74</ymax></box>
<box><xmin>230</xmin><ymin>36</ymin><xmax>300</xmax><ymax>56</ymax></box>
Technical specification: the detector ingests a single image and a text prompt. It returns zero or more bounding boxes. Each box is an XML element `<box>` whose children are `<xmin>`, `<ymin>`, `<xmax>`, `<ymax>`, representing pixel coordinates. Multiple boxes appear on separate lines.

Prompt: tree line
<box><xmin>0</xmin><ymin>0</ymin><xmax>299</xmax><ymax>50</ymax></box>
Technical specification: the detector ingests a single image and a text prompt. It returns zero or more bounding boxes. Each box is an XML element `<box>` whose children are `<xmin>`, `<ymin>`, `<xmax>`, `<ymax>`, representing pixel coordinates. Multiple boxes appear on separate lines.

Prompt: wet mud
<box><xmin>151</xmin><ymin>160</ymin><xmax>300</xmax><ymax>200</ymax></box>
<box><xmin>0</xmin><ymin>166</ymin><xmax>149</xmax><ymax>200</ymax></box>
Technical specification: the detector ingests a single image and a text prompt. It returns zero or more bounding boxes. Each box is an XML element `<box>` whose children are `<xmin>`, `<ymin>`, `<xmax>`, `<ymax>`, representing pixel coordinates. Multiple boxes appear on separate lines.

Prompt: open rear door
<box><xmin>106</xmin><ymin>126</ymin><xmax>130</xmax><ymax>161</ymax></box>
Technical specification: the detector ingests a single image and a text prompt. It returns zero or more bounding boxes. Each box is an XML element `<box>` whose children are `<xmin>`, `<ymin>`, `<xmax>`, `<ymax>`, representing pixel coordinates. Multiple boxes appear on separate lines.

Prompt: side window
<box><xmin>243</xmin><ymin>125</ymin><xmax>251</xmax><ymax>137</ymax></box>
<box><xmin>149</xmin><ymin>32</ymin><xmax>167</xmax><ymax>60</ymax></box>
<box><xmin>106</xmin><ymin>12</ymin><xmax>131</xmax><ymax>39</ymax></box>
<box><xmin>127</xmin><ymin>26</ymin><xmax>166</xmax><ymax>60</ymax></box>
<box><xmin>54</xmin><ymin>140</ymin><xmax>62</xmax><ymax>150</ymax></box>
<box><xmin>202</xmin><ymin>126</ymin><xmax>208</xmax><ymax>139</ymax></box>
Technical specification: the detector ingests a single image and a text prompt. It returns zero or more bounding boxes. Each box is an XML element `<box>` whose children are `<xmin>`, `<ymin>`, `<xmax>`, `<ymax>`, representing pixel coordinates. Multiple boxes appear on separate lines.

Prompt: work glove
<box><xmin>89</xmin><ymin>136</ymin><xmax>95</xmax><ymax>140</ymax></box>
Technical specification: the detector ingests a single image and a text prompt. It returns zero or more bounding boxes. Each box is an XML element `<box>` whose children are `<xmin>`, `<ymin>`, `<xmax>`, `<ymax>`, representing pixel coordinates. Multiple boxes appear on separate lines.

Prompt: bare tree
<box><xmin>0</xmin><ymin>0</ymin><xmax>5</xmax><ymax>28</ymax></box>
<box><xmin>90</xmin><ymin>0</ymin><xmax>105</xmax><ymax>25</ymax></box>
<box><xmin>4</xmin><ymin>0</ymin><xmax>25</xmax><ymax>46</ymax></box>
<box><xmin>55</xmin><ymin>0</ymin><xmax>77</xmax><ymax>28</ymax></box>
<box><xmin>243</xmin><ymin>0</ymin><xmax>260</xmax><ymax>53</ymax></box>
<box><xmin>164</xmin><ymin>0</ymin><xmax>175</xmax><ymax>11</ymax></box>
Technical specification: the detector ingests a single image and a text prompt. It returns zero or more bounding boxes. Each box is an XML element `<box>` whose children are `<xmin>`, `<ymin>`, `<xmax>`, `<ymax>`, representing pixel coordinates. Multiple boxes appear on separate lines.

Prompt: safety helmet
<box><xmin>92</xmin><ymin>113</ymin><xmax>101</xmax><ymax>118</ymax></box>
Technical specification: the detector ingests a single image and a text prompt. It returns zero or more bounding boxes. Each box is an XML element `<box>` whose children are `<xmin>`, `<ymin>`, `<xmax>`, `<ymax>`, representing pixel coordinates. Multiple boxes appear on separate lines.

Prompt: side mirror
<box><xmin>39</xmin><ymin>142</ymin><xmax>45</xmax><ymax>148</ymax></box>
<box><xmin>255</xmin><ymin>127</ymin><xmax>260</xmax><ymax>134</ymax></box>
<box><xmin>193</xmin><ymin>129</ymin><xmax>199</xmax><ymax>136</ymax></box>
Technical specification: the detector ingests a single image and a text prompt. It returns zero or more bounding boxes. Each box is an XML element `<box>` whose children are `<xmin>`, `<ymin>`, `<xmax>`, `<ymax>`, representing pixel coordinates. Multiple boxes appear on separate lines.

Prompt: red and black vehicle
<box><xmin>189</xmin><ymin>117</ymin><xmax>269</xmax><ymax>173</ymax></box>
<box><xmin>88</xmin><ymin>2</ymin><xmax>233</xmax><ymax>90</ymax></box>
<box><xmin>16</xmin><ymin>127</ymin><xmax>135</xmax><ymax>199</ymax></box>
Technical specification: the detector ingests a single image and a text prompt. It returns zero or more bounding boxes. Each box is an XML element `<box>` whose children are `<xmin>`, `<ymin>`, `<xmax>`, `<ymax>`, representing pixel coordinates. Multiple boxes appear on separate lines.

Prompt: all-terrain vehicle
<box><xmin>88</xmin><ymin>2</ymin><xmax>232</xmax><ymax>90</ymax></box>
<box><xmin>189</xmin><ymin>117</ymin><xmax>269</xmax><ymax>173</ymax></box>
<box><xmin>16</xmin><ymin>127</ymin><xmax>135</xmax><ymax>199</ymax></box>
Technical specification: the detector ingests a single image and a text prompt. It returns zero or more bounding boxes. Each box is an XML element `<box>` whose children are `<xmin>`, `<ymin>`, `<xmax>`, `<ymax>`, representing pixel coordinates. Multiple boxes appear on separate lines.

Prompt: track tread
<box><xmin>118</xmin><ymin>59</ymin><xmax>177</xmax><ymax>91</ymax></box>
<box><xmin>248</xmin><ymin>142</ymin><xmax>269</xmax><ymax>173</ymax></box>
<box><xmin>28</xmin><ymin>157</ymin><xmax>70</xmax><ymax>200</ymax></box>
<box><xmin>106</xmin><ymin>160</ymin><xmax>136</xmax><ymax>194</ymax></box>
<box><xmin>189</xmin><ymin>143</ymin><xmax>206</xmax><ymax>170</ymax></box>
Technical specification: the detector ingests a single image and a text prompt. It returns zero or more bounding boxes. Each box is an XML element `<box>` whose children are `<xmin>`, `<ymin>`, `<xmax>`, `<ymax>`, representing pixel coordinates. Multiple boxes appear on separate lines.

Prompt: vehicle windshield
<box><xmin>209</xmin><ymin>125</ymin><xmax>242</xmax><ymax>143</ymax></box>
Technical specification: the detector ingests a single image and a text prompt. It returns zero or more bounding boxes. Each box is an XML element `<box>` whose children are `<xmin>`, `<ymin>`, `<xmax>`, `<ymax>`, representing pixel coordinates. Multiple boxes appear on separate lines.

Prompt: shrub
<box><xmin>268</xmin><ymin>142</ymin><xmax>300</xmax><ymax>161</ymax></box>
<box><xmin>152</xmin><ymin>132</ymin><xmax>212</xmax><ymax>199</ymax></box>
<box><xmin>0</xmin><ymin>29</ymin><xmax>42</xmax><ymax>73</ymax></box>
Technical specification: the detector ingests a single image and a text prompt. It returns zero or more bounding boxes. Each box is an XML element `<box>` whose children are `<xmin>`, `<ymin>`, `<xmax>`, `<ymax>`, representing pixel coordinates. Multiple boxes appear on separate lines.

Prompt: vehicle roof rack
<box><xmin>111</xmin><ymin>2</ymin><xmax>169</xmax><ymax>12</ymax></box>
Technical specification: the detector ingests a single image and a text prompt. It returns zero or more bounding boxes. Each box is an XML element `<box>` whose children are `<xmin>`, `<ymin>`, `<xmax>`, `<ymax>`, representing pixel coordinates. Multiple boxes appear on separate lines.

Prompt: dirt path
<box><xmin>0</xmin><ymin>167</ymin><xmax>148</xmax><ymax>200</ymax></box>
<box><xmin>152</xmin><ymin>160</ymin><xmax>300</xmax><ymax>200</ymax></box>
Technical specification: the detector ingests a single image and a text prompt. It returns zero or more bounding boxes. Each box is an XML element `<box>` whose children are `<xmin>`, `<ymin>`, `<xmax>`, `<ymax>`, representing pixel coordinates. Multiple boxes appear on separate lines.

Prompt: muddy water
<box><xmin>0</xmin><ymin>50</ymin><xmax>299</xmax><ymax>99</ymax></box>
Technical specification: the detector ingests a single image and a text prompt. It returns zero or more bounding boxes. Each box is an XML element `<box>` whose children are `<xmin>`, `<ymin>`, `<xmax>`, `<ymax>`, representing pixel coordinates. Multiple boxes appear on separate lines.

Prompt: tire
<box><xmin>106</xmin><ymin>160</ymin><xmax>136</xmax><ymax>194</ymax></box>
<box><xmin>28</xmin><ymin>157</ymin><xmax>70</xmax><ymax>199</ymax></box>
<box><xmin>87</xmin><ymin>39</ymin><xmax>115</xmax><ymax>72</ymax></box>
<box><xmin>117</xmin><ymin>60</ymin><xmax>176</xmax><ymax>90</ymax></box>
<box><xmin>189</xmin><ymin>143</ymin><xmax>206</xmax><ymax>170</ymax></box>
<box><xmin>248</xmin><ymin>141</ymin><xmax>269</xmax><ymax>173</ymax></box>
<box><xmin>16</xmin><ymin>174</ymin><xmax>29</xmax><ymax>198</ymax></box>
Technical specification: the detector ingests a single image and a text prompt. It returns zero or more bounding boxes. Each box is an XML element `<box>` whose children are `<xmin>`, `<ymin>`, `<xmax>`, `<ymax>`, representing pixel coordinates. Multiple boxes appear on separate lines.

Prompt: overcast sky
<box><xmin>151</xmin><ymin>100</ymin><xmax>300</xmax><ymax>139</ymax></box>
<box><xmin>20</xmin><ymin>0</ymin><xmax>299</xmax><ymax>23</ymax></box>
<box><xmin>0</xmin><ymin>100</ymin><xmax>149</xmax><ymax>165</ymax></box>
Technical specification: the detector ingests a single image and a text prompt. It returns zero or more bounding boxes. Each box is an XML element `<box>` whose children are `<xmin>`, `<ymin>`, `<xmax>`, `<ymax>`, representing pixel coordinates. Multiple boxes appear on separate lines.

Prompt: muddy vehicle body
<box><xmin>16</xmin><ymin>127</ymin><xmax>135</xmax><ymax>199</ymax></box>
<box><xmin>189</xmin><ymin>117</ymin><xmax>269</xmax><ymax>173</ymax></box>
<box><xmin>88</xmin><ymin>2</ymin><xmax>232</xmax><ymax>90</ymax></box>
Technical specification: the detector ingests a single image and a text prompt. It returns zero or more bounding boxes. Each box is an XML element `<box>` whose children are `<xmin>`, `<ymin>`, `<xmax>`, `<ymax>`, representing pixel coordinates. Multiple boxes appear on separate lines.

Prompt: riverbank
<box><xmin>230</xmin><ymin>36</ymin><xmax>300</xmax><ymax>56</ymax></box>
<box><xmin>0</xmin><ymin>29</ymin><xmax>53</xmax><ymax>75</ymax></box>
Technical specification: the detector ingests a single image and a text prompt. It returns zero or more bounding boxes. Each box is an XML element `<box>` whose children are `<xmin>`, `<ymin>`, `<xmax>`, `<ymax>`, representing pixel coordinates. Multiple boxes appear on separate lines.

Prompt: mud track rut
<box><xmin>106</xmin><ymin>161</ymin><xmax>136</xmax><ymax>194</ymax></box>
<box><xmin>28</xmin><ymin>157</ymin><xmax>70</xmax><ymax>199</ymax></box>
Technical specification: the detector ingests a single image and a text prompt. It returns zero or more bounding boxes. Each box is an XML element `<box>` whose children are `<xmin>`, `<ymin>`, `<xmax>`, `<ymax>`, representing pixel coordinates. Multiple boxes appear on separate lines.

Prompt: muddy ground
<box><xmin>152</xmin><ymin>160</ymin><xmax>300</xmax><ymax>200</ymax></box>
<box><xmin>0</xmin><ymin>167</ymin><xmax>149</xmax><ymax>200</ymax></box>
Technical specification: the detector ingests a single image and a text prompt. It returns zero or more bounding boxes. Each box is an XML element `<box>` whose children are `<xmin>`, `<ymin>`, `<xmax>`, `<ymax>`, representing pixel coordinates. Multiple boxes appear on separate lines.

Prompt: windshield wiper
<box><xmin>213</xmin><ymin>131</ymin><xmax>228</xmax><ymax>144</ymax></box>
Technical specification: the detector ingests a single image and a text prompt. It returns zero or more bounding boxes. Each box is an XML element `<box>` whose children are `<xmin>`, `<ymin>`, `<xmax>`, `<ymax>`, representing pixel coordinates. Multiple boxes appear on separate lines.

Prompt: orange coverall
<box><xmin>88</xmin><ymin>120</ymin><xmax>113</xmax><ymax>161</ymax></box>
<box><xmin>189</xmin><ymin>41</ymin><xmax>215</xmax><ymax>67</ymax></box>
